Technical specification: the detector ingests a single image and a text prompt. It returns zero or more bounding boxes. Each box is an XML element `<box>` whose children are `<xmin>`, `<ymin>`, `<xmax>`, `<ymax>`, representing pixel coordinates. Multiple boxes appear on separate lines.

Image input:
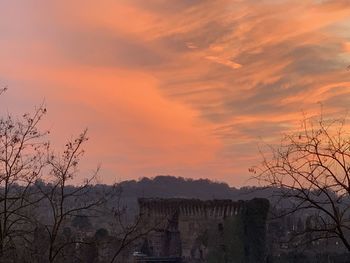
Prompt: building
<box><xmin>137</xmin><ymin>198</ymin><xmax>269</xmax><ymax>263</ymax></box>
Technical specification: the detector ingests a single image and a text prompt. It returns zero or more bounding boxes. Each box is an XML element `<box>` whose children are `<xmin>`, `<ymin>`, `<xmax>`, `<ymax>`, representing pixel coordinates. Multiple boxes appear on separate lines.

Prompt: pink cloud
<box><xmin>1</xmin><ymin>0</ymin><xmax>350</xmax><ymax>186</ymax></box>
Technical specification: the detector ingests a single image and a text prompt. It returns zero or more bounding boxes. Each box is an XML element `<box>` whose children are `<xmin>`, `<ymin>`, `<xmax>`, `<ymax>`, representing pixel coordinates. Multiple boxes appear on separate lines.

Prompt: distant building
<box><xmin>136</xmin><ymin>198</ymin><xmax>270</xmax><ymax>263</ymax></box>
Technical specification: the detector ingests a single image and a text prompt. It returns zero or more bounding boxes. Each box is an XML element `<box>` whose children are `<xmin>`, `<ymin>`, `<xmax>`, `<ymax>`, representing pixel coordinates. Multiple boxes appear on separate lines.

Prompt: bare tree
<box><xmin>24</xmin><ymin>128</ymin><xmax>152</xmax><ymax>263</ymax></box>
<box><xmin>35</xmin><ymin>129</ymin><xmax>103</xmax><ymax>263</ymax></box>
<box><xmin>0</xmin><ymin>89</ymin><xmax>162</xmax><ymax>262</ymax></box>
<box><xmin>107</xmin><ymin>190</ymin><xmax>162</xmax><ymax>263</ymax></box>
<box><xmin>78</xmin><ymin>186</ymin><xmax>163</xmax><ymax>263</ymax></box>
<box><xmin>253</xmin><ymin>114</ymin><xmax>350</xmax><ymax>251</ymax></box>
<box><xmin>0</xmin><ymin>103</ymin><xmax>48</xmax><ymax>258</ymax></box>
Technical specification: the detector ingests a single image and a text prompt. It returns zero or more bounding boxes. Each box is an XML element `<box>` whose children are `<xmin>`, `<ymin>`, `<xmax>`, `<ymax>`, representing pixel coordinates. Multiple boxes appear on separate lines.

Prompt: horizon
<box><xmin>36</xmin><ymin>174</ymin><xmax>250</xmax><ymax>188</ymax></box>
<box><xmin>1</xmin><ymin>1</ymin><xmax>350</xmax><ymax>187</ymax></box>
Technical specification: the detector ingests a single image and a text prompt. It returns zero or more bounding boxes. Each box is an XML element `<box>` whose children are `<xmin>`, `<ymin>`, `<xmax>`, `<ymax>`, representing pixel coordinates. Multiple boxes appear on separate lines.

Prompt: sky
<box><xmin>1</xmin><ymin>0</ymin><xmax>350</xmax><ymax>186</ymax></box>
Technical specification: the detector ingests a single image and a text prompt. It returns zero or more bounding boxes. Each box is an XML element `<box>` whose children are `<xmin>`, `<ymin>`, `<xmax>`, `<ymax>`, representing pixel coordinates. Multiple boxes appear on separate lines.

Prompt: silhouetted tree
<box><xmin>35</xmin><ymin>130</ymin><xmax>102</xmax><ymax>263</ymax></box>
<box><xmin>0</xmin><ymin>88</ymin><xmax>183</xmax><ymax>262</ymax></box>
<box><xmin>0</xmin><ymin>99</ymin><xmax>48</xmax><ymax>258</ymax></box>
<box><xmin>98</xmin><ymin>187</ymin><xmax>161</xmax><ymax>263</ymax></box>
<box><xmin>254</xmin><ymin>114</ymin><xmax>350</xmax><ymax>251</ymax></box>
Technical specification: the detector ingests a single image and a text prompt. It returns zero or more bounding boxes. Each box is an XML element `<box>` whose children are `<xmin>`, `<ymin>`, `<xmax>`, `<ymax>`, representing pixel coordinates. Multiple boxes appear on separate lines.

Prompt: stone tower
<box><xmin>138</xmin><ymin>198</ymin><xmax>269</xmax><ymax>263</ymax></box>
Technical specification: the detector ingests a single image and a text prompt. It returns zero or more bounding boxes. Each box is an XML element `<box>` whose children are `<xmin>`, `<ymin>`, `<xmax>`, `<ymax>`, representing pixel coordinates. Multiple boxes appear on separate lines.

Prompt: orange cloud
<box><xmin>1</xmin><ymin>0</ymin><xmax>350</xmax><ymax>186</ymax></box>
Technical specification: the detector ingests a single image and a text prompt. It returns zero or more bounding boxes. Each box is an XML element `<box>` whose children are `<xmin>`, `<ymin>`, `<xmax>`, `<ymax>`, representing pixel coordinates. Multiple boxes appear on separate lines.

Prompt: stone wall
<box><xmin>138</xmin><ymin>198</ymin><xmax>269</xmax><ymax>263</ymax></box>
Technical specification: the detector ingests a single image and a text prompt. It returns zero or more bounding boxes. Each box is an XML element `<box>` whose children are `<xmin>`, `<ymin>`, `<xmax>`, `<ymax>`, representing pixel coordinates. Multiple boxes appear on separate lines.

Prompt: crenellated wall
<box><xmin>139</xmin><ymin>198</ymin><xmax>243</xmax><ymax>218</ymax></box>
<box><xmin>138</xmin><ymin>198</ymin><xmax>269</xmax><ymax>263</ymax></box>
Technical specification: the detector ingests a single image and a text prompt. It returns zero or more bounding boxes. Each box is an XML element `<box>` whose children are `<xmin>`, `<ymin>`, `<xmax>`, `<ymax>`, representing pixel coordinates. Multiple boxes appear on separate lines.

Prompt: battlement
<box><xmin>138</xmin><ymin>198</ymin><xmax>270</xmax><ymax>262</ymax></box>
<box><xmin>138</xmin><ymin>198</ymin><xmax>245</xmax><ymax>218</ymax></box>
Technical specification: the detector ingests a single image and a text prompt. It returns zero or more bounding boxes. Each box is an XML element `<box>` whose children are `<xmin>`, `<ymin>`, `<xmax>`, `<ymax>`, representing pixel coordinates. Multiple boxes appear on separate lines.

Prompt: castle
<box><xmin>136</xmin><ymin>198</ymin><xmax>269</xmax><ymax>263</ymax></box>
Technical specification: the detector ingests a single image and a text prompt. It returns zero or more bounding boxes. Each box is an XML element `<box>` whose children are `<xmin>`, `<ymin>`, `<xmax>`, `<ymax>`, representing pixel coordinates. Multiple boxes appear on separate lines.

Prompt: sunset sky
<box><xmin>1</xmin><ymin>0</ymin><xmax>350</xmax><ymax>186</ymax></box>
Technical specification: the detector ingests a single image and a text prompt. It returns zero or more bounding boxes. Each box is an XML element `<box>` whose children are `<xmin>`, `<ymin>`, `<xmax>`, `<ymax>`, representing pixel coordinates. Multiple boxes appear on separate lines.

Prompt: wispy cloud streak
<box><xmin>1</xmin><ymin>0</ymin><xmax>350</xmax><ymax>185</ymax></box>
